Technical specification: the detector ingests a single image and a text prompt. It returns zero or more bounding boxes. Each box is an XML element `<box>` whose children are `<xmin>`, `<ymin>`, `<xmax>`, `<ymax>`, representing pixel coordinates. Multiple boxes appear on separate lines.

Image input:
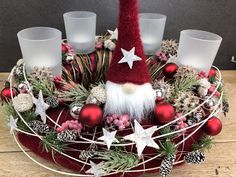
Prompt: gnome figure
<box><xmin>105</xmin><ymin>0</ymin><xmax>156</xmax><ymax>121</ymax></box>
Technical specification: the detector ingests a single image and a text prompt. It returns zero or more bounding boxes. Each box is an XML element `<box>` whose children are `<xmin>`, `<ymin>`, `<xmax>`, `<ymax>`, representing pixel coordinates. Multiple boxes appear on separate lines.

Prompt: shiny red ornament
<box><xmin>154</xmin><ymin>102</ymin><xmax>175</xmax><ymax>124</ymax></box>
<box><xmin>1</xmin><ymin>87</ymin><xmax>18</xmax><ymax>102</ymax></box>
<box><xmin>208</xmin><ymin>68</ymin><xmax>217</xmax><ymax>78</ymax></box>
<box><xmin>163</xmin><ymin>63</ymin><xmax>179</xmax><ymax>78</ymax></box>
<box><xmin>79</xmin><ymin>104</ymin><xmax>103</xmax><ymax>128</ymax></box>
<box><xmin>61</xmin><ymin>44</ymin><xmax>68</xmax><ymax>53</ymax></box>
<box><xmin>203</xmin><ymin>117</ymin><xmax>222</xmax><ymax>136</ymax></box>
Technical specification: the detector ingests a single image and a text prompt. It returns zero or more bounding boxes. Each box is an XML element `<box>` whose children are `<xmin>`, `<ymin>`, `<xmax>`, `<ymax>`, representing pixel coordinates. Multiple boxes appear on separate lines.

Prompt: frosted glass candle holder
<box><xmin>177</xmin><ymin>30</ymin><xmax>222</xmax><ymax>73</ymax></box>
<box><xmin>139</xmin><ymin>13</ymin><xmax>167</xmax><ymax>55</ymax></box>
<box><xmin>63</xmin><ymin>11</ymin><xmax>96</xmax><ymax>54</ymax></box>
<box><xmin>17</xmin><ymin>27</ymin><xmax>62</xmax><ymax>76</ymax></box>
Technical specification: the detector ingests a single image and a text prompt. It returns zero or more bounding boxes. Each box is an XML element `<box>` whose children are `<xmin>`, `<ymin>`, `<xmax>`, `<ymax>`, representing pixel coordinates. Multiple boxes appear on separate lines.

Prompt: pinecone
<box><xmin>174</xmin><ymin>92</ymin><xmax>200</xmax><ymax>113</ymax></box>
<box><xmin>45</xmin><ymin>96</ymin><xmax>59</xmax><ymax>108</ymax></box>
<box><xmin>187</xmin><ymin>112</ymin><xmax>203</xmax><ymax>126</ymax></box>
<box><xmin>175</xmin><ymin>66</ymin><xmax>198</xmax><ymax>79</ymax></box>
<box><xmin>184</xmin><ymin>151</ymin><xmax>205</xmax><ymax>164</ymax></box>
<box><xmin>28</xmin><ymin>120</ymin><xmax>50</xmax><ymax>134</ymax></box>
<box><xmin>57</xmin><ymin>129</ymin><xmax>78</xmax><ymax>141</ymax></box>
<box><xmin>161</xmin><ymin>40</ymin><xmax>178</xmax><ymax>57</ymax></box>
<box><xmin>90</xmin><ymin>84</ymin><xmax>106</xmax><ymax>103</ymax></box>
<box><xmin>31</xmin><ymin>67</ymin><xmax>53</xmax><ymax>81</ymax></box>
<box><xmin>160</xmin><ymin>155</ymin><xmax>176</xmax><ymax>177</ymax></box>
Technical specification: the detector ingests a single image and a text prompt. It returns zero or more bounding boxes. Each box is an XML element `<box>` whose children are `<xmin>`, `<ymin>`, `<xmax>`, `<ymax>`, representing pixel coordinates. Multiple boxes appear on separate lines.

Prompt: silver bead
<box><xmin>66</xmin><ymin>54</ymin><xmax>75</xmax><ymax>62</ymax></box>
<box><xmin>70</xmin><ymin>103</ymin><xmax>83</xmax><ymax>119</ymax></box>
<box><xmin>204</xmin><ymin>97</ymin><xmax>216</xmax><ymax>109</ymax></box>
<box><xmin>155</xmin><ymin>88</ymin><xmax>164</xmax><ymax>98</ymax></box>
<box><xmin>18</xmin><ymin>82</ymin><xmax>29</xmax><ymax>93</ymax></box>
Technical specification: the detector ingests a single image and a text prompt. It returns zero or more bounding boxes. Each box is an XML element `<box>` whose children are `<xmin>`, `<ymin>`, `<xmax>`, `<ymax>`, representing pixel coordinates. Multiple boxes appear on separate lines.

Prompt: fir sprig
<box><xmin>192</xmin><ymin>135</ymin><xmax>214</xmax><ymax>152</ymax></box>
<box><xmin>55</xmin><ymin>81</ymin><xmax>90</xmax><ymax>103</ymax></box>
<box><xmin>96</xmin><ymin>149</ymin><xmax>139</xmax><ymax>173</ymax></box>
<box><xmin>172</xmin><ymin>73</ymin><xmax>198</xmax><ymax>98</ymax></box>
<box><xmin>29</xmin><ymin>77</ymin><xmax>55</xmax><ymax>96</ymax></box>
<box><xmin>159</xmin><ymin>139</ymin><xmax>177</xmax><ymax>157</ymax></box>
<box><xmin>41</xmin><ymin>132</ymin><xmax>68</xmax><ymax>153</ymax></box>
<box><xmin>159</xmin><ymin>126</ymin><xmax>178</xmax><ymax>139</ymax></box>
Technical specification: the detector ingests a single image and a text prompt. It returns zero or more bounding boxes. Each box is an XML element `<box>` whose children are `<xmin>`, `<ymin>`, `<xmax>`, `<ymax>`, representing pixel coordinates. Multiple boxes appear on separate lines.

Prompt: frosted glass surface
<box><xmin>177</xmin><ymin>30</ymin><xmax>222</xmax><ymax>73</ymax></box>
<box><xmin>17</xmin><ymin>27</ymin><xmax>62</xmax><ymax>76</ymax></box>
<box><xmin>64</xmin><ymin>11</ymin><xmax>96</xmax><ymax>54</ymax></box>
<box><xmin>139</xmin><ymin>13</ymin><xmax>166</xmax><ymax>55</ymax></box>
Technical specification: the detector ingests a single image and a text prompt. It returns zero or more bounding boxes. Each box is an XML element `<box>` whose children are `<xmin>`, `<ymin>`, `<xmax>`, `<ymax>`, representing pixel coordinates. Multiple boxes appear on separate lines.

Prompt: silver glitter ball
<box><xmin>70</xmin><ymin>103</ymin><xmax>83</xmax><ymax>119</ymax></box>
<box><xmin>18</xmin><ymin>82</ymin><xmax>29</xmax><ymax>93</ymax></box>
<box><xmin>204</xmin><ymin>97</ymin><xmax>216</xmax><ymax>109</ymax></box>
<box><xmin>155</xmin><ymin>88</ymin><xmax>164</xmax><ymax>98</ymax></box>
<box><xmin>66</xmin><ymin>54</ymin><xmax>75</xmax><ymax>62</ymax></box>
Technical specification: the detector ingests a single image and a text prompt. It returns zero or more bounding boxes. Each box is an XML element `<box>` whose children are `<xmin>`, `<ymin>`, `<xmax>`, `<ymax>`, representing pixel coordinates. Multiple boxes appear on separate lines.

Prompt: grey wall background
<box><xmin>0</xmin><ymin>0</ymin><xmax>236</xmax><ymax>71</ymax></box>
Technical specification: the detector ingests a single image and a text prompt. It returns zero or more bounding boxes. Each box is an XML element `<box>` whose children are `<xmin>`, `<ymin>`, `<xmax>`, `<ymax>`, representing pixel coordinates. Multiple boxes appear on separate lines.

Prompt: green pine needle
<box><xmin>159</xmin><ymin>139</ymin><xmax>177</xmax><ymax>157</ymax></box>
<box><xmin>192</xmin><ymin>135</ymin><xmax>214</xmax><ymax>152</ymax></box>
<box><xmin>41</xmin><ymin>132</ymin><xmax>67</xmax><ymax>153</ymax></box>
<box><xmin>172</xmin><ymin>74</ymin><xmax>198</xmax><ymax>98</ymax></box>
<box><xmin>159</xmin><ymin>126</ymin><xmax>178</xmax><ymax>139</ymax></box>
<box><xmin>97</xmin><ymin>149</ymin><xmax>139</xmax><ymax>173</ymax></box>
<box><xmin>29</xmin><ymin>77</ymin><xmax>55</xmax><ymax>96</ymax></box>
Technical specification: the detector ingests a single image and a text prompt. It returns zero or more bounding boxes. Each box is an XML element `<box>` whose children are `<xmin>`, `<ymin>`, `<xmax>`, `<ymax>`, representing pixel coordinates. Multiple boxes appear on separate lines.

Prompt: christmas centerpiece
<box><xmin>2</xmin><ymin>0</ymin><xmax>229</xmax><ymax>177</ymax></box>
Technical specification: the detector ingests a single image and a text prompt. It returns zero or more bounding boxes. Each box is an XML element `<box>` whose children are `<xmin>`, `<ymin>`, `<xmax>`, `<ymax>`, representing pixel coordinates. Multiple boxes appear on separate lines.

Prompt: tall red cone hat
<box><xmin>106</xmin><ymin>0</ymin><xmax>151</xmax><ymax>85</ymax></box>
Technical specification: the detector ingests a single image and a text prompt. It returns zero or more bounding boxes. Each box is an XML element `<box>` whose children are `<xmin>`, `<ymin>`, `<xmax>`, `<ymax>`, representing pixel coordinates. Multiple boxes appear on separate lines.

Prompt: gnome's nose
<box><xmin>122</xmin><ymin>83</ymin><xmax>137</xmax><ymax>94</ymax></box>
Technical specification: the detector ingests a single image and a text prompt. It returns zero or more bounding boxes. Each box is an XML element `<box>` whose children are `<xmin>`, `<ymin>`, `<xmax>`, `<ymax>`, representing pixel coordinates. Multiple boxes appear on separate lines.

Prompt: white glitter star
<box><xmin>118</xmin><ymin>47</ymin><xmax>142</xmax><ymax>69</ymax></box>
<box><xmin>86</xmin><ymin>161</ymin><xmax>106</xmax><ymax>177</ymax></box>
<box><xmin>108</xmin><ymin>28</ymin><xmax>118</xmax><ymax>40</ymax></box>
<box><xmin>32</xmin><ymin>90</ymin><xmax>50</xmax><ymax>123</ymax></box>
<box><xmin>98</xmin><ymin>128</ymin><xmax>119</xmax><ymax>150</ymax></box>
<box><xmin>8</xmin><ymin>115</ymin><xmax>18</xmax><ymax>134</ymax></box>
<box><xmin>124</xmin><ymin>120</ymin><xmax>159</xmax><ymax>157</ymax></box>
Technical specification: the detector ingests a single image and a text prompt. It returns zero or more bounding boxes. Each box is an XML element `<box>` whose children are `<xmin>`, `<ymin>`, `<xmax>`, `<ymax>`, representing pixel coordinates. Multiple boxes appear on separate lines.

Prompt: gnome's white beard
<box><xmin>104</xmin><ymin>81</ymin><xmax>156</xmax><ymax>121</ymax></box>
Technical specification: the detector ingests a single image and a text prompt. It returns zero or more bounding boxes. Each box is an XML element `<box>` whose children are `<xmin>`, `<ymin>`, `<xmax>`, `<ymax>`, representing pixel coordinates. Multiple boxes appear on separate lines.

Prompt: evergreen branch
<box><xmin>159</xmin><ymin>126</ymin><xmax>178</xmax><ymax>139</ymax></box>
<box><xmin>29</xmin><ymin>77</ymin><xmax>55</xmax><ymax>96</ymax></box>
<box><xmin>159</xmin><ymin>139</ymin><xmax>177</xmax><ymax>157</ymax></box>
<box><xmin>192</xmin><ymin>135</ymin><xmax>214</xmax><ymax>152</ymax></box>
<box><xmin>41</xmin><ymin>132</ymin><xmax>68</xmax><ymax>153</ymax></box>
<box><xmin>96</xmin><ymin>149</ymin><xmax>139</xmax><ymax>173</ymax></box>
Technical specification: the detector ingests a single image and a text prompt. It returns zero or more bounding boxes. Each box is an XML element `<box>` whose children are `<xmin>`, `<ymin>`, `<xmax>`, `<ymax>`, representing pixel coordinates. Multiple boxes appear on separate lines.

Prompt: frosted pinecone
<box><xmin>90</xmin><ymin>84</ymin><xmax>106</xmax><ymax>103</ymax></box>
<box><xmin>184</xmin><ymin>151</ymin><xmax>205</xmax><ymax>164</ymax></box>
<box><xmin>14</xmin><ymin>59</ymin><xmax>24</xmax><ymax>80</ymax></box>
<box><xmin>175</xmin><ymin>66</ymin><xmax>198</xmax><ymax>79</ymax></box>
<box><xmin>161</xmin><ymin>40</ymin><xmax>178</xmax><ymax>57</ymax></box>
<box><xmin>28</xmin><ymin>120</ymin><xmax>50</xmax><ymax>134</ymax></box>
<box><xmin>57</xmin><ymin>129</ymin><xmax>78</xmax><ymax>141</ymax></box>
<box><xmin>152</xmin><ymin>78</ymin><xmax>173</xmax><ymax>99</ymax></box>
<box><xmin>222</xmin><ymin>101</ymin><xmax>229</xmax><ymax>116</ymax></box>
<box><xmin>160</xmin><ymin>155</ymin><xmax>176</xmax><ymax>177</ymax></box>
<box><xmin>45</xmin><ymin>96</ymin><xmax>59</xmax><ymax>108</ymax></box>
<box><xmin>174</xmin><ymin>92</ymin><xmax>200</xmax><ymax>113</ymax></box>
<box><xmin>187</xmin><ymin>111</ymin><xmax>203</xmax><ymax>126</ymax></box>
<box><xmin>31</xmin><ymin>67</ymin><xmax>53</xmax><ymax>81</ymax></box>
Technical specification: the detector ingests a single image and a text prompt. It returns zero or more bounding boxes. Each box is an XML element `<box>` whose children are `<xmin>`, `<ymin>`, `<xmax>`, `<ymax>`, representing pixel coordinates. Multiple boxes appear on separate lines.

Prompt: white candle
<box><xmin>177</xmin><ymin>30</ymin><xmax>222</xmax><ymax>73</ymax></box>
<box><xmin>64</xmin><ymin>11</ymin><xmax>96</xmax><ymax>54</ymax></box>
<box><xmin>139</xmin><ymin>13</ymin><xmax>166</xmax><ymax>55</ymax></box>
<box><xmin>17</xmin><ymin>27</ymin><xmax>62</xmax><ymax>76</ymax></box>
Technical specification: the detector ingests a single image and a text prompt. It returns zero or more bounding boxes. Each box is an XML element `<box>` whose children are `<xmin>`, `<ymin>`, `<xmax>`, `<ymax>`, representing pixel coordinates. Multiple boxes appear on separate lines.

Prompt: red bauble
<box><xmin>208</xmin><ymin>68</ymin><xmax>217</xmax><ymax>78</ymax></box>
<box><xmin>61</xmin><ymin>44</ymin><xmax>68</xmax><ymax>53</ymax></box>
<box><xmin>154</xmin><ymin>102</ymin><xmax>175</xmax><ymax>124</ymax></box>
<box><xmin>1</xmin><ymin>87</ymin><xmax>18</xmax><ymax>102</ymax></box>
<box><xmin>163</xmin><ymin>63</ymin><xmax>179</xmax><ymax>78</ymax></box>
<box><xmin>203</xmin><ymin>117</ymin><xmax>222</xmax><ymax>136</ymax></box>
<box><xmin>79</xmin><ymin>104</ymin><xmax>103</xmax><ymax>127</ymax></box>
